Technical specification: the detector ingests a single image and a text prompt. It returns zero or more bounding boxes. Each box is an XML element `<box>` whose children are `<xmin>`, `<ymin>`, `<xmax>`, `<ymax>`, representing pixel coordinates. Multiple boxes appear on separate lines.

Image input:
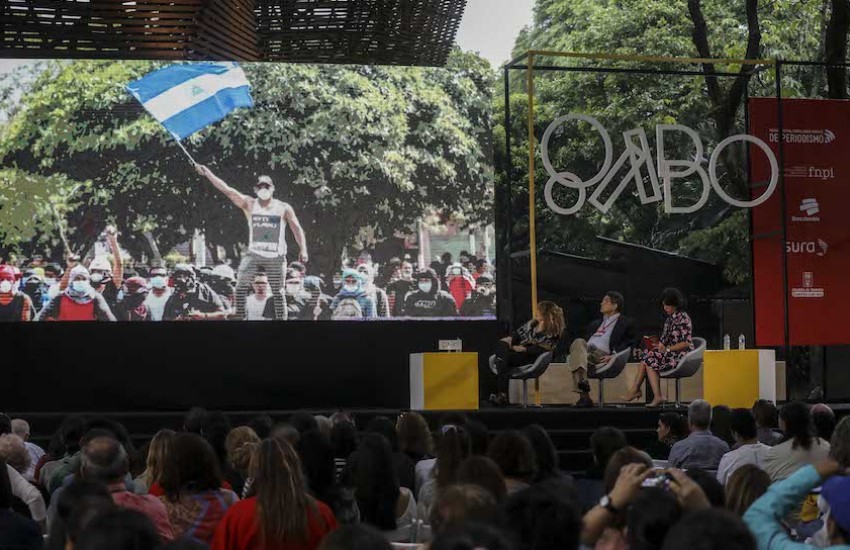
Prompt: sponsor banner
<box><xmin>749</xmin><ymin>98</ymin><xmax>850</xmax><ymax>346</ymax></box>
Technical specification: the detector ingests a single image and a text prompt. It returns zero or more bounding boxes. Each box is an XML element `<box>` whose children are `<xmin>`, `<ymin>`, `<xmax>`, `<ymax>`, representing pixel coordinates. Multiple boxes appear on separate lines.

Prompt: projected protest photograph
<box><xmin>0</xmin><ymin>59</ymin><xmax>496</xmax><ymax>322</ymax></box>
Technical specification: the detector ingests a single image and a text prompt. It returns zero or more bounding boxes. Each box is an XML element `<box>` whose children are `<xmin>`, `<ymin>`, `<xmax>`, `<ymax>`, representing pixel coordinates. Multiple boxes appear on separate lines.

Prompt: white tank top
<box><xmin>247</xmin><ymin>199</ymin><xmax>289</xmax><ymax>258</ymax></box>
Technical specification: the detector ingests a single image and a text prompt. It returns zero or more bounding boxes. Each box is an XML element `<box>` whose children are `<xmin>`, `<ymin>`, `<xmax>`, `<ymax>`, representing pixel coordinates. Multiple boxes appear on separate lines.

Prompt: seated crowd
<box><xmin>0</xmin><ymin>400</ymin><xmax>849</xmax><ymax>550</ymax></box>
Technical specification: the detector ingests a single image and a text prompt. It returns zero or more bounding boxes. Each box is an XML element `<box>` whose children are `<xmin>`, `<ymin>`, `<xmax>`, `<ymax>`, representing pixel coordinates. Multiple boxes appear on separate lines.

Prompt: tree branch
<box><xmin>688</xmin><ymin>0</ymin><xmax>722</xmax><ymax>107</ymax></box>
<box><xmin>723</xmin><ymin>0</ymin><xmax>762</xmax><ymax>136</ymax></box>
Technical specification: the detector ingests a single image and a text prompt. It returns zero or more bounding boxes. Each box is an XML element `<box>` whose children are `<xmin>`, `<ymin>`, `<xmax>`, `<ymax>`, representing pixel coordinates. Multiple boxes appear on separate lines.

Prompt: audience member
<box><xmin>314</xmin><ymin>415</ymin><xmax>333</xmax><ymax>439</ymax></box>
<box><xmin>158</xmin><ymin>433</ymin><xmax>238</xmax><ymax>544</ymax></box>
<box><xmin>351</xmin><ymin>433</ymin><xmax>418</xmax><ymax>542</ymax></box>
<box><xmin>429</xmin><ymin>484</ymin><xmax>497</xmax><ymax>535</ymax></box>
<box><xmin>46</xmin><ymin>479</ymin><xmax>114</xmax><ymax>550</ymax></box>
<box><xmin>225</xmin><ymin>426</ymin><xmax>260</xmax><ymax>496</ymax></box>
<box><xmin>0</xmin><ymin>433</ymin><xmax>32</xmax><ymax>476</ymax></box>
<box><xmin>271</xmin><ymin>423</ymin><xmax>301</xmax><ymax>448</ymax></box>
<box><xmin>0</xmin><ymin>414</ymin><xmax>10</xmax><ymax>435</ymax></box>
<box><xmin>364</xmin><ymin>416</ymin><xmax>416</xmax><ymax>492</ymax></box>
<box><xmin>39</xmin><ymin>414</ymin><xmax>86</xmax><ymax>490</ymax></box>
<box><xmin>6</xmin><ymin>455</ymin><xmax>47</xmax><ymax>530</ymax></box>
<box><xmin>10</xmin><ymin>419</ymin><xmax>45</xmax><ymax>482</ymax></box>
<box><xmin>0</xmin><ymin>457</ymin><xmax>42</xmax><ymax>550</ymax></box>
<box><xmin>711</xmin><ymin>405</ymin><xmax>735</xmax><ymax>447</ymax></box>
<box><xmin>667</xmin><ymin>400</ymin><xmax>730</xmax><ymax>471</ymax></box>
<box><xmin>182</xmin><ymin>407</ymin><xmax>207</xmax><ymax>435</ymax></box>
<box><xmin>812</xmin><ymin>403</ymin><xmax>837</xmax><ymax>442</ymax></box>
<box><xmin>744</xmin><ymin>459</ymin><xmax>848</xmax><ymax>549</ymax></box>
<box><xmin>686</xmin><ymin>470</ymin><xmax>725</xmax><ymax>507</ymax></box>
<box><xmin>297</xmin><ymin>429</ymin><xmax>359</xmax><ymax>524</ymax></box>
<box><xmin>291</xmin><ymin>412</ymin><xmax>320</xmax><ymax>435</ymax></box>
<box><xmin>724</xmin><ymin>465</ymin><xmax>770</xmax><ymax>517</ymax></box>
<box><xmin>663</xmin><ymin>508</ymin><xmax>755</xmax><ymax>550</ymax></box>
<box><xmin>247</xmin><ymin>414</ymin><xmax>274</xmax><ymax>439</ymax></box>
<box><xmin>330</xmin><ymin>419</ymin><xmax>358</xmax><ymax>483</ymax></box>
<box><xmin>418</xmin><ymin>425</ymin><xmax>471</xmax><ymax>516</ymax></box>
<box><xmin>318</xmin><ymin>524</ymin><xmax>392</xmax><ymax>550</ymax></box>
<box><xmin>575</xmin><ymin>426</ymin><xmax>627</xmax><ymax>511</ymax></box>
<box><xmin>831</xmin><ymin>416</ymin><xmax>850</xmax><ymax>467</ymax></box>
<box><xmin>752</xmin><ymin>399</ymin><xmax>783</xmax><ymax>447</ymax></box>
<box><xmin>75</xmin><ymin>508</ymin><xmax>161</xmax><ymax>550</ymax></box>
<box><xmin>457</xmin><ymin>456</ymin><xmax>508</xmax><ymax>504</ymax></box>
<box><xmin>80</xmin><ymin>436</ymin><xmax>174</xmax><ymax>540</ymax></box>
<box><xmin>212</xmin><ymin>438</ymin><xmax>337</xmax><ymax>550</ymax></box>
<box><xmin>763</xmin><ymin>401</ymin><xmax>831</xmax><ymax>481</ymax></box>
<box><xmin>647</xmin><ymin>412</ymin><xmax>688</xmax><ymax>460</ymax></box>
<box><xmin>431</xmin><ymin>522</ymin><xmax>514</xmax><ymax>550</ymax></box>
<box><xmin>627</xmin><ymin>487</ymin><xmax>683</xmax><ymax>550</ymax></box>
<box><xmin>603</xmin><ymin>447</ymin><xmax>653</xmax><ymax>494</ymax></box>
<box><xmin>415</xmin><ymin>414</ymin><xmax>466</xmax><ymax>493</ymax></box>
<box><xmin>521</xmin><ymin>424</ymin><xmax>573</xmax><ymax>488</ymax></box>
<box><xmin>134</xmin><ymin>429</ymin><xmax>176</xmax><ymax>494</ymax></box>
<box><xmin>716</xmin><ymin>408</ymin><xmax>769</xmax><ymax>485</ymax></box>
<box><xmin>465</xmin><ymin>420</ymin><xmax>490</xmax><ymax>456</ymax></box>
<box><xmin>487</xmin><ymin>430</ymin><xmax>537</xmax><ymax>495</ymax></box>
<box><xmin>396</xmin><ymin>412</ymin><xmax>433</xmax><ymax>465</ymax></box>
<box><xmin>503</xmin><ymin>480</ymin><xmax>581</xmax><ymax>550</ymax></box>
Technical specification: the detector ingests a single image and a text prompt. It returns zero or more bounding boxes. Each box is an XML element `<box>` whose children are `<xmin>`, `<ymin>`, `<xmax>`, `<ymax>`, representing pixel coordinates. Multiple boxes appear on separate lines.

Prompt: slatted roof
<box><xmin>0</xmin><ymin>0</ymin><xmax>467</xmax><ymax>66</ymax></box>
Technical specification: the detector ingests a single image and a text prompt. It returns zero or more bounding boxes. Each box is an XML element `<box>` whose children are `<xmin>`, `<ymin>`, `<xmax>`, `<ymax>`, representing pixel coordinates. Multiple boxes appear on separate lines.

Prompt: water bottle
<box><xmin>738</xmin><ymin>334</ymin><xmax>746</xmax><ymax>350</ymax></box>
<box><xmin>723</xmin><ymin>334</ymin><xmax>731</xmax><ymax>350</ymax></box>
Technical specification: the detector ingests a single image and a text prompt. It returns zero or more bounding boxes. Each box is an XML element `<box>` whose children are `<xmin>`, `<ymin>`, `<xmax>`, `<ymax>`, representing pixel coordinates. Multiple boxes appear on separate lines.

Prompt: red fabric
<box><xmin>149</xmin><ymin>480</ymin><xmax>232</xmax><ymax>497</ymax></box>
<box><xmin>109</xmin><ymin>484</ymin><xmax>174</xmax><ymax>541</ymax></box>
<box><xmin>211</xmin><ymin>496</ymin><xmax>337</xmax><ymax>550</ymax></box>
<box><xmin>447</xmin><ymin>276</ymin><xmax>474</xmax><ymax>309</ymax></box>
<box><xmin>58</xmin><ymin>296</ymin><xmax>96</xmax><ymax>321</ymax></box>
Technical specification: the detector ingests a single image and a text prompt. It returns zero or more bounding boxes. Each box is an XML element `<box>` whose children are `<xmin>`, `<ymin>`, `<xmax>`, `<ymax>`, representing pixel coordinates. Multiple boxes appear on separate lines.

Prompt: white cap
<box><xmin>88</xmin><ymin>256</ymin><xmax>112</xmax><ymax>273</ymax></box>
<box><xmin>212</xmin><ymin>264</ymin><xmax>236</xmax><ymax>281</ymax></box>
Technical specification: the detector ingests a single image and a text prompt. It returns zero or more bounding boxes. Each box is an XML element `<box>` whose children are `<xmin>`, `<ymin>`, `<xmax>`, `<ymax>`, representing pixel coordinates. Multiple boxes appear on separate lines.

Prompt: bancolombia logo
<box><xmin>541</xmin><ymin>114</ymin><xmax>779</xmax><ymax>215</ymax></box>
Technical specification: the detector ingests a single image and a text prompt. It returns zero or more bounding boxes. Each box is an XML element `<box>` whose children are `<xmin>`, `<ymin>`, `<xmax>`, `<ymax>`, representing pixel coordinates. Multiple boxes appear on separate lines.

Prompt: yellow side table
<box><xmin>703</xmin><ymin>350</ymin><xmax>776</xmax><ymax>408</ymax></box>
<box><xmin>409</xmin><ymin>352</ymin><xmax>479</xmax><ymax>410</ymax></box>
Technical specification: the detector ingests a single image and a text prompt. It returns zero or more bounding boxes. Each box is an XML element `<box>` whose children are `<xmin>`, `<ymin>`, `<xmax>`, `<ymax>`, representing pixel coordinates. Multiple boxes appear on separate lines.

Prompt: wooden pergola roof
<box><xmin>0</xmin><ymin>0</ymin><xmax>467</xmax><ymax>66</ymax></box>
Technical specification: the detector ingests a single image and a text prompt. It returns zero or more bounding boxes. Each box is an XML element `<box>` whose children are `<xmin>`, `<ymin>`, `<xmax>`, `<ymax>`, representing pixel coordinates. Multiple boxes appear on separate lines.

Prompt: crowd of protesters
<box><xmin>1</xmin><ymin>399</ymin><xmax>849</xmax><ymax>549</ymax></box>
<box><xmin>0</xmin><ymin>239</ymin><xmax>496</xmax><ymax>322</ymax></box>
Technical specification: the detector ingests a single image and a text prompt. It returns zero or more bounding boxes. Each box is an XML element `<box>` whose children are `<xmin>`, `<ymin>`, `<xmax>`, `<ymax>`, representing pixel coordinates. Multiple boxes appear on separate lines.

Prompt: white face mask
<box><xmin>285</xmin><ymin>284</ymin><xmax>301</xmax><ymax>295</ymax></box>
<box><xmin>90</xmin><ymin>273</ymin><xmax>105</xmax><ymax>284</ymax></box>
<box><xmin>150</xmin><ymin>276</ymin><xmax>168</xmax><ymax>289</ymax></box>
<box><xmin>418</xmin><ymin>281</ymin><xmax>432</xmax><ymax>293</ymax></box>
<box><xmin>72</xmin><ymin>280</ymin><xmax>90</xmax><ymax>293</ymax></box>
<box><xmin>0</xmin><ymin>281</ymin><xmax>13</xmax><ymax>293</ymax></box>
<box><xmin>344</xmin><ymin>283</ymin><xmax>359</xmax><ymax>293</ymax></box>
<box><xmin>257</xmin><ymin>188</ymin><xmax>273</xmax><ymax>201</ymax></box>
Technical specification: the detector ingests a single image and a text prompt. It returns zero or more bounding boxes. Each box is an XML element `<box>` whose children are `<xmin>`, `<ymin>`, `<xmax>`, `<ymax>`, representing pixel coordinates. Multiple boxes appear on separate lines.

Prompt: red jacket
<box><xmin>212</xmin><ymin>496</ymin><xmax>337</xmax><ymax>550</ymax></box>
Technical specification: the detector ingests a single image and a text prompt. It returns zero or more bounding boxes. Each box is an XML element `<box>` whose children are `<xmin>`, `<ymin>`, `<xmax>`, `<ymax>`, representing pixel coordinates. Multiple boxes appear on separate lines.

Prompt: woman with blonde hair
<box><xmin>226</xmin><ymin>426</ymin><xmax>260</xmax><ymax>496</ymax></box>
<box><xmin>134</xmin><ymin>429</ymin><xmax>175</xmax><ymax>494</ymax></box>
<box><xmin>490</xmin><ymin>301</ymin><xmax>565</xmax><ymax>406</ymax></box>
<box><xmin>212</xmin><ymin>438</ymin><xmax>337</xmax><ymax>550</ymax></box>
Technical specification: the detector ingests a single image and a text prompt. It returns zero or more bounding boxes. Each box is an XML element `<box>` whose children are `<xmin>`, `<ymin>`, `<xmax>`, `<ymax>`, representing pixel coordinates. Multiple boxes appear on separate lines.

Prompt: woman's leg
<box><xmin>621</xmin><ymin>363</ymin><xmax>647</xmax><ymax>401</ymax></box>
<box><xmin>646</xmin><ymin>367</ymin><xmax>665</xmax><ymax>407</ymax></box>
<box><xmin>494</xmin><ymin>341</ymin><xmax>512</xmax><ymax>396</ymax></box>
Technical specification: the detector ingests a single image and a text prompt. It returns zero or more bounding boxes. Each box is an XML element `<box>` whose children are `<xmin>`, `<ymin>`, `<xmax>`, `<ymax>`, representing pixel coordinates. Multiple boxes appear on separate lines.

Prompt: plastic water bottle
<box><xmin>738</xmin><ymin>334</ymin><xmax>746</xmax><ymax>350</ymax></box>
<box><xmin>723</xmin><ymin>334</ymin><xmax>731</xmax><ymax>350</ymax></box>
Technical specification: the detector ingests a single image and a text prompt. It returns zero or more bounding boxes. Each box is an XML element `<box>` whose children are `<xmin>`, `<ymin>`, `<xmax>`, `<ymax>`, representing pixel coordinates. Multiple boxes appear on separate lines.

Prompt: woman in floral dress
<box><xmin>622</xmin><ymin>288</ymin><xmax>693</xmax><ymax>407</ymax></box>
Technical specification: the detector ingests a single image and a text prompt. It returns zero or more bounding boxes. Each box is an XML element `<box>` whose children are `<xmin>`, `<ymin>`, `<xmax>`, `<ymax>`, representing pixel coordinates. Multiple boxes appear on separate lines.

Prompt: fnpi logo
<box><xmin>541</xmin><ymin>114</ymin><xmax>779</xmax><ymax>215</ymax></box>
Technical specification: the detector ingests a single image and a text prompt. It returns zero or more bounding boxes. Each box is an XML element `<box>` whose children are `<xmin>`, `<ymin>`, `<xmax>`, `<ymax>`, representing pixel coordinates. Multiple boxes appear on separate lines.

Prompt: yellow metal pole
<box><xmin>527</xmin><ymin>54</ymin><xmax>542</xmax><ymax>406</ymax></box>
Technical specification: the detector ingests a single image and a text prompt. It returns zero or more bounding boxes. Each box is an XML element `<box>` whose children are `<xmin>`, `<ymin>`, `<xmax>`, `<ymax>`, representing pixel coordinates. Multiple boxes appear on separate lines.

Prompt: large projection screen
<box><xmin>0</xmin><ymin>59</ymin><xmax>495</xmax><ymax>322</ymax></box>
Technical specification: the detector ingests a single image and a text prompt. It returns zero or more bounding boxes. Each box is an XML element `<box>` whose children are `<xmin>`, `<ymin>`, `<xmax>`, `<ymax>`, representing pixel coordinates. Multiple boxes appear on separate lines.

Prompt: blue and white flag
<box><xmin>126</xmin><ymin>62</ymin><xmax>254</xmax><ymax>141</ymax></box>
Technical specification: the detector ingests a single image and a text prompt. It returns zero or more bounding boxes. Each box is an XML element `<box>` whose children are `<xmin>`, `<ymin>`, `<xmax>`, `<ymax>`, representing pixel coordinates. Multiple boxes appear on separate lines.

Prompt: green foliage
<box><xmin>0</xmin><ymin>50</ymin><xmax>494</xmax><ymax>275</ymax></box>
<box><xmin>497</xmin><ymin>0</ymin><xmax>826</xmax><ymax>284</ymax></box>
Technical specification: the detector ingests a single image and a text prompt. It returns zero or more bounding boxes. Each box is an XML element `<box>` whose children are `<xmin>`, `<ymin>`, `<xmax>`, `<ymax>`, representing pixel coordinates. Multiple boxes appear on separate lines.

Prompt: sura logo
<box><xmin>786</xmin><ymin>239</ymin><xmax>828</xmax><ymax>256</ymax></box>
<box><xmin>541</xmin><ymin>114</ymin><xmax>779</xmax><ymax>215</ymax></box>
<box><xmin>768</xmin><ymin>128</ymin><xmax>836</xmax><ymax>145</ymax></box>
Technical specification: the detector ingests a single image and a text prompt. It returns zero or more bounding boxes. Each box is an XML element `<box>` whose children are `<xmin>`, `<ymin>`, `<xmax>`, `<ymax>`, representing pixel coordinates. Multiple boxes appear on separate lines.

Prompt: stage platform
<box><xmin>12</xmin><ymin>404</ymin><xmax>850</xmax><ymax>473</ymax></box>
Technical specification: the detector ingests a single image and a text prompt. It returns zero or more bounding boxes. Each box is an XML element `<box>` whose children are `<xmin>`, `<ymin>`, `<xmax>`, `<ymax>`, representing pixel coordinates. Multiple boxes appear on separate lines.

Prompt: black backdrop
<box><xmin>5</xmin><ymin>321</ymin><xmax>500</xmax><ymax>412</ymax></box>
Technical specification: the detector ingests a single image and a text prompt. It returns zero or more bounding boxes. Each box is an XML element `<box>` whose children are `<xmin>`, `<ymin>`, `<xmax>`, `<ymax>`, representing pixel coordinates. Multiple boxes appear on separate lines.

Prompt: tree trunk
<box><xmin>826</xmin><ymin>0</ymin><xmax>850</xmax><ymax>99</ymax></box>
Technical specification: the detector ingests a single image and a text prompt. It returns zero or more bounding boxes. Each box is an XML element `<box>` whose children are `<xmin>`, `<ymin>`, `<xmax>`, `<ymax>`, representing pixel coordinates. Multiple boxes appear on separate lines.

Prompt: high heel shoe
<box><xmin>619</xmin><ymin>390</ymin><xmax>643</xmax><ymax>403</ymax></box>
<box><xmin>646</xmin><ymin>398</ymin><xmax>668</xmax><ymax>408</ymax></box>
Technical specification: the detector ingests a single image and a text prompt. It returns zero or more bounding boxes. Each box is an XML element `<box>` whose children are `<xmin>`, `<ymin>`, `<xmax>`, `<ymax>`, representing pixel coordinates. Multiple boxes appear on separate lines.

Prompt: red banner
<box><xmin>749</xmin><ymin>98</ymin><xmax>850</xmax><ymax>346</ymax></box>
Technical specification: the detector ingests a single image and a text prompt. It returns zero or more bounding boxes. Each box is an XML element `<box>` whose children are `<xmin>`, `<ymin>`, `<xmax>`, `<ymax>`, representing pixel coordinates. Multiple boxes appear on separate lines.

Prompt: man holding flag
<box><xmin>127</xmin><ymin>61</ymin><xmax>308</xmax><ymax>319</ymax></box>
<box><xmin>194</xmin><ymin>165</ymin><xmax>308</xmax><ymax>319</ymax></box>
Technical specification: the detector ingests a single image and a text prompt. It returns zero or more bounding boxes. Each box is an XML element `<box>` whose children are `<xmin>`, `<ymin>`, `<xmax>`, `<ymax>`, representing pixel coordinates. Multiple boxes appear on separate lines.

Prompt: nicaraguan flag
<box><xmin>126</xmin><ymin>62</ymin><xmax>254</xmax><ymax>141</ymax></box>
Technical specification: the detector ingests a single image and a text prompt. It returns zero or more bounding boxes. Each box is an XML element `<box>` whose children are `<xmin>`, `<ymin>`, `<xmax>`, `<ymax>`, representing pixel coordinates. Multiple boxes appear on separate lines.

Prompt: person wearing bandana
<box><xmin>162</xmin><ymin>264</ymin><xmax>228</xmax><ymax>322</ymax></box>
<box><xmin>115</xmin><ymin>276</ymin><xmax>152</xmax><ymax>321</ymax></box>
<box><xmin>0</xmin><ymin>265</ymin><xmax>34</xmax><ymax>321</ymax></box>
<box><xmin>35</xmin><ymin>265</ymin><xmax>116</xmax><ymax>321</ymax></box>
<box><xmin>460</xmin><ymin>273</ymin><xmax>496</xmax><ymax>318</ymax></box>
<box><xmin>567</xmin><ymin>292</ymin><xmax>636</xmax><ymax>407</ymax></box>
